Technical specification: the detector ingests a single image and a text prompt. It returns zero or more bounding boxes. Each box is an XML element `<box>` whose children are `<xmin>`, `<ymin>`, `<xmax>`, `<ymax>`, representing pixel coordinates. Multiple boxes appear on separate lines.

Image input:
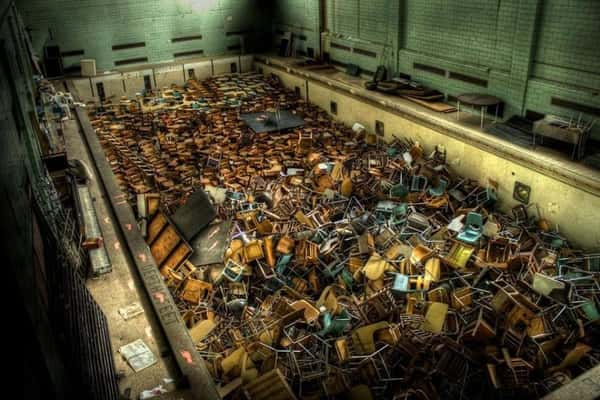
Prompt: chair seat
<box><xmin>457</xmin><ymin>230</ymin><xmax>481</xmax><ymax>244</ymax></box>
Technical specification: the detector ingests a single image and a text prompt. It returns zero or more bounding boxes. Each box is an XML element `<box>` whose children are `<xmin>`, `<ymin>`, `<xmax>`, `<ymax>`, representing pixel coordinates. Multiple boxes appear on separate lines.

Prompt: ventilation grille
<box><xmin>551</xmin><ymin>97</ymin><xmax>600</xmax><ymax>116</ymax></box>
<box><xmin>414</xmin><ymin>62</ymin><xmax>445</xmax><ymax>76</ymax></box>
<box><xmin>174</xmin><ymin>50</ymin><xmax>204</xmax><ymax>58</ymax></box>
<box><xmin>354</xmin><ymin>47</ymin><xmax>377</xmax><ymax>58</ymax></box>
<box><xmin>226</xmin><ymin>30</ymin><xmax>250</xmax><ymax>36</ymax></box>
<box><xmin>63</xmin><ymin>65</ymin><xmax>82</xmax><ymax>73</ymax></box>
<box><xmin>61</xmin><ymin>49</ymin><xmax>85</xmax><ymax>57</ymax></box>
<box><xmin>171</xmin><ymin>35</ymin><xmax>202</xmax><ymax>43</ymax></box>
<box><xmin>112</xmin><ymin>42</ymin><xmax>146</xmax><ymax>51</ymax></box>
<box><xmin>114</xmin><ymin>57</ymin><xmax>148</xmax><ymax>66</ymax></box>
<box><xmin>449</xmin><ymin>71</ymin><xmax>488</xmax><ymax>87</ymax></box>
<box><xmin>331</xmin><ymin>42</ymin><xmax>351</xmax><ymax>52</ymax></box>
<box><xmin>330</xmin><ymin>59</ymin><xmax>347</xmax><ymax>68</ymax></box>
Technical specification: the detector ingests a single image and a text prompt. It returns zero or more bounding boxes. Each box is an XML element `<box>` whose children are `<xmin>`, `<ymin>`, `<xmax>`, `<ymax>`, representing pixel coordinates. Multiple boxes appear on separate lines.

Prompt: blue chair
<box><xmin>457</xmin><ymin>212</ymin><xmax>483</xmax><ymax>244</ymax></box>
<box><xmin>428</xmin><ymin>178</ymin><xmax>448</xmax><ymax>197</ymax></box>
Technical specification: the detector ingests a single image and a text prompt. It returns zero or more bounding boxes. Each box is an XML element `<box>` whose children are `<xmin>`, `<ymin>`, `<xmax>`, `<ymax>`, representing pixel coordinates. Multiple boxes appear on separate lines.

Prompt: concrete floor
<box><xmin>62</xmin><ymin>117</ymin><xmax>193</xmax><ymax>400</ymax></box>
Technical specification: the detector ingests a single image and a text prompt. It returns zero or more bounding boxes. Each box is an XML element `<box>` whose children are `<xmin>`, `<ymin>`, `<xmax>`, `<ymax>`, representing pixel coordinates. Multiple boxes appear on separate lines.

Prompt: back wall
<box><xmin>272</xmin><ymin>0</ymin><xmax>600</xmax><ymax>137</ymax></box>
<box><xmin>18</xmin><ymin>0</ymin><xmax>272</xmax><ymax>72</ymax></box>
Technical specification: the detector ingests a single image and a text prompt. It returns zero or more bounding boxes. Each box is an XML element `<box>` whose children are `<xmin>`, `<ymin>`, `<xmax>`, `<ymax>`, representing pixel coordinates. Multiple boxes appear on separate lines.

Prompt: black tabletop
<box><xmin>457</xmin><ymin>93</ymin><xmax>502</xmax><ymax>106</ymax></box>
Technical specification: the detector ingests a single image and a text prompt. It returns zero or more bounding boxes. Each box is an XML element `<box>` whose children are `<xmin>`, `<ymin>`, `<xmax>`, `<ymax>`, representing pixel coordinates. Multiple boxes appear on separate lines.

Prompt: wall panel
<box><xmin>18</xmin><ymin>0</ymin><xmax>270</xmax><ymax>71</ymax></box>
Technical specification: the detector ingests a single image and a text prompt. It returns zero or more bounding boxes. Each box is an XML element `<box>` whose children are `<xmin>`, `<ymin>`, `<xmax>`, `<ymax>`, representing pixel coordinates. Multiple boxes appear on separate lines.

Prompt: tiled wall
<box><xmin>18</xmin><ymin>0</ymin><xmax>271</xmax><ymax>72</ymax></box>
<box><xmin>272</xmin><ymin>0</ymin><xmax>320</xmax><ymax>57</ymax></box>
<box><xmin>272</xmin><ymin>0</ymin><xmax>600</xmax><ymax>136</ymax></box>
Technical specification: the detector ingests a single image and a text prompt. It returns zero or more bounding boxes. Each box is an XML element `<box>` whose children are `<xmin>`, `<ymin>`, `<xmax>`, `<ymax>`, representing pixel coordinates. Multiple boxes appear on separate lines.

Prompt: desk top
<box><xmin>457</xmin><ymin>93</ymin><xmax>502</xmax><ymax>106</ymax></box>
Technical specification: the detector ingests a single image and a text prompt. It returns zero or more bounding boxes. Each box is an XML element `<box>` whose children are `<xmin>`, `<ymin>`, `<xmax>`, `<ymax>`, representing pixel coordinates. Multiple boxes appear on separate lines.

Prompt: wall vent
<box><xmin>413</xmin><ymin>62</ymin><xmax>445</xmax><ymax>76</ymax></box>
<box><xmin>112</xmin><ymin>42</ymin><xmax>146</xmax><ymax>51</ymax></box>
<box><xmin>331</xmin><ymin>42</ymin><xmax>351</xmax><ymax>52</ymax></box>
<box><xmin>171</xmin><ymin>35</ymin><xmax>202</xmax><ymax>43</ymax></box>
<box><xmin>354</xmin><ymin>47</ymin><xmax>377</xmax><ymax>58</ymax></box>
<box><xmin>114</xmin><ymin>57</ymin><xmax>148</xmax><ymax>66</ymax></box>
<box><xmin>173</xmin><ymin>50</ymin><xmax>204</xmax><ymax>58</ymax></box>
<box><xmin>63</xmin><ymin>65</ymin><xmax>81</xmax><ymax>74</ymax></box>
<box><xmin>330</xmin><ymin>59</ymin><xmax>347</xmax><ymax>68</ymax></box>
<box><xmin>551</xmin><ymin>97</ymin><xmax>600</xmax><ymax>117</ymax></box>
<box><xmin>226</xmin><ymin>30</ymin><xmax>250</xmax><ymax>36</ymax></box>
<box><xmin>449</xmin><ymin>71</ymin><xmax>488</xmax><ymax>87</ymax></box>
<box><xmin>61</xmin><ymin>49</ymin><xmax>85</xmax><ymax>57</ymax></box>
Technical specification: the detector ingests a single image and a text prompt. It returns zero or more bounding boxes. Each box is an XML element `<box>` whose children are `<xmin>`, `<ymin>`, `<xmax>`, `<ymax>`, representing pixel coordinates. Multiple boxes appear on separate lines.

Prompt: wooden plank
<box><xmin>403</xmin><ymin>96</ymin><xmax>457</xmax><ymax>113</ymax></box>
<box><xmin>150</xmin><ymin>225</ymin><xmax>181</xmax><ymax>265</ymax></box>
<box><xmin>161</xmin><ymin>241</ymin><xmax>192</xmax><ymax>272</ymax></box>
<box><xmin>147</xmin><ymin>212</ymin><xmax>168</xmax><ymax>243</ymax></box>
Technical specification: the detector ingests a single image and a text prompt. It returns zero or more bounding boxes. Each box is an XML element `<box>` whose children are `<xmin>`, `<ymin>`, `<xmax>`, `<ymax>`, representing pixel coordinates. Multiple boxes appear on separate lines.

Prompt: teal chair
<box><xmin>322</xmin><ymin>260</ymin><xmax>345</xmax><ymax>279</ymax></box>
<box><xmin>340</xmin><ymin>269</ymin><xmax>354</xmax><ymax>288</ymax></box>
<box><xmin>428</xmin><ymin>178</ymin><xmax>448</xmax><ymax>197</ymax></box>
<box><xmin>391</xmin><ymin>273</ymin><xmax>410</xmax><ymax>295</ymax></box>
<box><xmin>276</xmin><ymin>254</ymin><xmax>293</xmax><ymax>275</ymax></box>
<box><xmin>390</xmin><ymin>183</ymin><xmax>409</xmax><ymax>198</ymax></box>
<box><xmin>457</xmin><ymin>212</ymin><xmax>483</xmax><ymax>244</ymax></box>
<box><xmin>317</xmin><ymin>309</ymin><xmax>350</xmax><ymax>337</ymax></box>
<box><xmin>411</xmin><ymin>175</ymin><xmax>428</xmax><ymax>191</ymax></box>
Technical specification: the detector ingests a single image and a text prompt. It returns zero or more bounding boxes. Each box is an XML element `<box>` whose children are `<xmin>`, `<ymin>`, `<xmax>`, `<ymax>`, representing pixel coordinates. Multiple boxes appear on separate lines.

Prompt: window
<box><xmin>230</xmin><ymin>62</ymin><xmax>237</xmax><ymax>73</ymax></box>
<box><xmin>330</xmin><ymin>101</ymin><xmax>337</xmax><ymax>115</ymax></box>
<box><xmin>188</xmin><ymin>69</ymin><xmax>195</xmax><ymax>79</ymax></box>
<box><xmin>295</xmin><ymin>86</ymin><xmax>301</xmax><ymax>97</ymax></box>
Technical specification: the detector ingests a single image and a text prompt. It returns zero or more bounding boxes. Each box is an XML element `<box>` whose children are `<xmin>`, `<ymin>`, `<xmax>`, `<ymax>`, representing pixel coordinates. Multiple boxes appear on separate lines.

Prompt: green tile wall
<box><xmin>272</xmin><ymin>0</ymin><xmax>600</xmax><ymax>137</ymax></box>
<box><xmin>325</xmin><ymin>0</ymin><xmax>399</xmax><ymax>72</ymax></box>
<box><xmin>17</xmin><ymin>0</ymin><xmax>271</xmax><ymax>72</ymax></box>
<box><xmin>272</xmin><ymin>0</ymin><xmax>320</xmax><ymax>56</ymax></box>
<box><xmin>18</xmin><ymin>0</ymin><xmax>600</xmax><ymax>135</ymax></box>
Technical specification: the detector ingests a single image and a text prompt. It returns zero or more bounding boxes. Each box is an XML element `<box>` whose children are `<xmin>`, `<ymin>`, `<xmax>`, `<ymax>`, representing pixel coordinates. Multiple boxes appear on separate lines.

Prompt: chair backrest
<box><xmin>466</xmin><ymin>212</ymin><xmax>483</xmax><ymax>229</ymax></box>
<box><xmin>438</xmin><ymin>179</ymin><xmax>448</xmax><ymax>190</ymax></box>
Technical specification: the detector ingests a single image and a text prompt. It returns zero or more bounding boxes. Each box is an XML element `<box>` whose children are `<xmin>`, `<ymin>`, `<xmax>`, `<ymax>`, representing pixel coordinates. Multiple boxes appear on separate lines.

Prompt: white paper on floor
<box><xmin>118</xmin><ymin>302</ymin><xmax>144</xmax><ymax>320</ymax></box>
<box><xmin>119</xmin><ymin>339</ymin><xmax>157</xmax><ymax>372</ymax></box>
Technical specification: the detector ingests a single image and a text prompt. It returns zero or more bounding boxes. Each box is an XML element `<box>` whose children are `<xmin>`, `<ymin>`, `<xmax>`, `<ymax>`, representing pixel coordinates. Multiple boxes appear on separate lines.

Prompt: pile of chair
<box><xmin>92</xmin><ymin>73</ymin><xmax>599</xmax><ymax>400</ymax></box>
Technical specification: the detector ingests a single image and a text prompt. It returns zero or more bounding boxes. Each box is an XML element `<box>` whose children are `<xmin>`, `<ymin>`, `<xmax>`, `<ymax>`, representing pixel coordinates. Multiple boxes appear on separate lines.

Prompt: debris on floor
<box><xmin>119</xmin><ymin>339</ymin><xmax>157</xmax><ymax>373</ymax></box>
<box><xmin>91</xmin><ymin>74</ymin><xmax>599</xmax><ymax>399</ymax></box>
<box><xmin>139</xmin><ymin>378</ymin><xmax>175</xmax><ymax>399</ymax></box>
<box><xmin>118</xmin><ymin>302</ymin><xmax>145</xmax><ymax>320</ymax></box>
